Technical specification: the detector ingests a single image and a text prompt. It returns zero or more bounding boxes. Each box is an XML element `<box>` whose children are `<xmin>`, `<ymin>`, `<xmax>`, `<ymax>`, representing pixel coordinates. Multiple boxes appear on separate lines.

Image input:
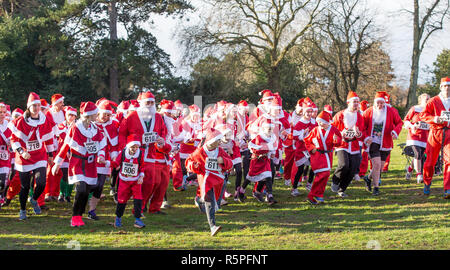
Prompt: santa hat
<box><xmin>238</xmin><ymin>100</ymin><xmax>248</xmax><ymax>107</ymax></box>
<box><xmin>189</xmin><ymin>104</ymin><xmax>201</xmax><ymax>115</ymax></box>
<box><xmin>137</xmin><ymin>91</ymin><xmax>155</xmax><ymax>103</ymax></box>
<box><xmin>159</xmin><ymin>99</ymin><xmax>176</xmax><ymax>114</ymax></box>
<box><xmin>12</xmin><ymin>108</ymin><xmax>23</xmax><ymax>118</ymax></box>
<box><xmin>80</xmin><ymin>101</ymin><xmax>98</xmax><ymax>117</ymax></box>
<box><xmin>129</xmin><ymin>100</ymin><xmax>140</xmax><ymax>110</ymax></box>
<box><xmin>5</xmin><ymin>105</ymin><xmax>10</xmax><ymax>115</ymax></box>
<box><xmin>374</xmin><ymin>91</ymin><xmax>387</xmax><ymax>103</ymax></box>
<box><xmin>97</xmin><ymin>99</ymin><xmax>113</xmax><ymax>114</ymax></box>
<box><xmin>174</xmin><ymin>100</ymin><xmax>183</xmax><ymax>109</ymax></box>
<box><xmin>27</xmin><ymin>92</ymin><xmax>41</xmax><ymax>108</ymax></box>
<box><xmin>205</xmin><ymin>128</ymin><xmax>224</xmax><ymax>146</ymax></box>
<box><xmin>316</xmin><ymin>111</ymin><xmax>331</xmax><ymax>125</ymax></box>
<box><xmin>259</xmin><ymin>89</ymin><xmax>274</xmax><ymax>102</ymax></box>
<box><xmin>0</xmin><ymin>103</ymin><xmax>5</xmax><ymax>108</ymax></box>
<box><xmin>64</xmin><ymin>106</ymin><xmax>77</xmax><ymax>116</ymax></box>
<box><xmin>216</xmin><ymin>100</ymin><xmax>228</xmax><ymax>110</ymax></box>
<box><xmin>302</xmin><ymin>97</ymin><xmax>315</xmax><ymax>110</ymax></box>
<box><xmin>117</xmin><ymin>101</ymin><xmax>130</xmax><ymax>113</ymax></box>
<box><xmin>296</xmin><ymin>98</ymin><xmax>305</xmax><ymax>108</ymax></box>
<box><xmin>324</xmin><ymin>105</ymin><xmax>333</xmax><ymax>114</ymax></box>
<box><xmin>384</xmin><ymin>93</ymin><xmax>391</xmax><ymax>105</ymax></box>
<box><xmin>40</xmin><ymin>99</ymin><xmax>49</xmax><ymax>110</ymax></box>
<box><xmin>441</xmin><ymin>77</ymin><xmax>450</xmax><ymax>87</ymax></box>
<box><xmin>347</xmin><ymin>91</ymin><xmax>359</xmax><ymax>102</ymax></box>
<box><xmin>360</xmin><ymin>100</ymin><xmax>369</xmax><ymax>111</ymax></box>
<box><xmin>126</xmin><ymin>134</ymin><xmax>142</xmax><ymax>149</ymax></box>
<box><xmin>51</xmin><ymin>94</ymin><xmax>64</xmax><ymax>105</ymax></box>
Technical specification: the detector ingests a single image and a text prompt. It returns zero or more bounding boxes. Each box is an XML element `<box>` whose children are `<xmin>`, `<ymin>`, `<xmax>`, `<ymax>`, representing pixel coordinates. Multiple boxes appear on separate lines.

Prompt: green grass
<box><xmin>0</xmin><ymin>131</ymin><xmax>449</xmax><ymax>250</ymax></box>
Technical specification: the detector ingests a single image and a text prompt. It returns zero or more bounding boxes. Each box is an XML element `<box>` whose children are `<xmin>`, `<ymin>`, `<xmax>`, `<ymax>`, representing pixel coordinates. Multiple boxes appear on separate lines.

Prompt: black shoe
<box><xmin>253</xmin><ymin>191</ymin><xmax>265</xmax><ymax>203</ymax></box>
<box><xmin>65</xmin><ymin>196</ymin><xmax>71</xmax><ymax>203</ymax></box>
<box><xmin>153</xmin><ymin>210</ymin><xmax>166</xmax><ymax>215</ymax></box>
<box><xmin>1</xmin><ymin>199</ymin><xmax>11</xmax><ymax>207</ymax></box>
<box><xmin>267</xmin><ymin>196</ymin><xmax>277</xmax><ymax>206</ymax></box>
<box><xmin>40</xmin><ymin>205</ymin><xmax>50</xmax><ymax>211</ymax></box>
<box><xmin>238</xmin><ymin>191</ymin><xmax>246</xmax><ymax>203</ymax></box>
<box><xmin>363</xmin><ymin>176</ymin><xmax>372</xmax><ymax>192</ymax></box>
<box><xmin>58</xmin><ymin>194</ymin><xmax>65</xmax><ymax>203</ymax></box>
<box><xmin>372</xmin><ymin>187</ymin><xmax>380</xmax><ymax>196</ymax></box>
<box><xmin>87</xmin><ymin>210</ymin><xmax>100</xmax><ymax>220</ymax></box>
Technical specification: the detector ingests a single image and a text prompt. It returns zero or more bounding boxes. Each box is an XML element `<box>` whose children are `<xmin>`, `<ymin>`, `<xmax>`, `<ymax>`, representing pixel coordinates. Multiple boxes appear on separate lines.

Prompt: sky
<box><xmin>139</xmin><ymin>0</ymin><xmax>450</xmax><ymax>89</ymax></box>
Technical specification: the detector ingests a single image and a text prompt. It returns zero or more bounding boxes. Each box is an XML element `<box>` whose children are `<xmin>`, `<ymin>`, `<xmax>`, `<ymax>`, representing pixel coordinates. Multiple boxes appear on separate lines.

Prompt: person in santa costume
<box><xmin>304</xmin><ymin>111</ymin><xmax>342</xmax><ymax>204</ymax></box>
<box><xmin>403</xmin><ymin>93</ymin><xmax>430</xmax><ymax>183</ymax></box>
<box><xmin>56</xmin><ymin>106</ymin><xmax>77</xmax><ymax>203</ymax></box>
<box><xmin>83</xmin><ymin>99</ymin><xmax>119</xmax><ymax>220</ymax></box>
<box><xmin>362</xmin><ymin>91</ymin><xmax>403</xmax><ymax>196</ymax></box>
<box><xmin>185</xmin><ymin>127</ymin><xmax>233</xmax><ymax>236</ymax></box>
<box><xmin>1</xmin><ymin>108</ymin><xmax>23</xmax><ymax>208</ymax></box>
<box><xmin>358</xmin><ymin>100</ymin><xmax>370</xmax><ymax>180</ymax></box>
<box><xmin>234</xmin><ymin>100</ymin><xmax>251</xmax><ymax>202</ymax></box>
<box><xmin>248</xmin><ymin>90</ymin><xmax>275</xmax><ymax>127</ymax></box>
<box><xmin>330</xmin><ymin>91</ymin><xmax>365</xmax><ymax>197</ymax></box>
<box><xmin>42</xmin><ymin>94</ymin><xmax>66</xmax><ymax>202</ymax></box>
<box><xmin>284</xmin><ymin>98</ymin><xmax>303</xmax><ymax>187</ymax></box>
<box><xmin>381</xmin><ymin>94</ymin><xmax>399</xmax><ymax>173</ymax></box>
<box><xmin>51</xmin><ymin>101</ymin><xmax>107</xmax><ymax>227</ymax></box>
<box><xmin>0</xmin><ymin>103</ymin><xmax>12</xmax><ymax>205</ymax></box>
<box><xmin>9</xmin><ymin>92</ymin><xmax>57</xmax><ymax>220</ymax></box>
<box><xmin>107</xmin><ymin>134</ymin><xmax>146</xmax><ymax>228</ymax></box>
<box><xmin>245</xmin><ymin>119</ymin><xmax>278</xmax><ymax>205</ymax></box>
<box><xmin>118</xmin><ymin>91</ymin><xmax>168</xmax><ymax>215</ymax></box>
<box><xmin>179</xmin><ymin>104</ymin><xmax>202</xmax><ymax>187</ymax></box>
<box><xmin>290</xmin><ymin>98</ymin><xmax>317</xmax><ymax>195</ymax></box>
<box><xmin>419</xmin><ymin>77</ymin><xmax>450</xmax><ymax>198</ymax></box>
<box><xmin>168</xmin><ymin>100</ymin><xmax>185</xmax><ymax>192</ymax></box>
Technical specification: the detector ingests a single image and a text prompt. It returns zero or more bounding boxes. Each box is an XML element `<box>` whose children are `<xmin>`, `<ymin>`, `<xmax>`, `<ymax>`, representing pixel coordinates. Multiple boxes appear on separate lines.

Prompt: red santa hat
<box><xmin>126</xmin><ymin>134</ymin><xmax>142</xmax><ymax>149</ymax></box>
<box><xmin>159</xmin><ymin>99</ymin><xmax>176</xmax><ymax>114</ymax></box>
<box><xmin>272</xmin><ymin>93</ymin><xmax>282</xmax><ymax>109</ymax></box>
<box><xmin>302</xmin><ymin>97</ymin><xmax>315</xmax><ymax>111</ymax></box>
<box><xmin>5</xmin><ymin>104</ymin><xmax>10</xmax><ymax>115</ymax></box>
<box><xmin>64</xmin><ymin>106</ymin><xmax>77</xmax><ymax>116</ymax></box>
<box><xmin>137</xmin><ymin>91</ymin><xmax>155</xmax><ymax>103</ymax></box>
<box><xmin>97</xmin><ymin>100</ymin><xmax>113</xmax><ymax>114</ymax></box>
<box><xmin>51</xmin><ymin>94</ymin><xmax>64</xmax><ymax>105</ymax></box>
<box><xmin>296</xmin><ymin>98</ymin><xmax>305</xmax><ymax>108</ymax></box>
<box><xmin>129</xmin><ymin>100</ymin><xmax>140</xmax><ymax>110</ymax></box>
<box><xmin>316</xmin><ymin>111</ymin><xmax>332</xmax><ymax>125</ymax></box>
<box><xmin>12</xmin><ymin>108</ymin><xmax>23</xmax><ymax>118</ymax></box>
<box><xmin>324</xmin><ymin>105</ymin><xmax>333</xmax><ymax>114</ymax></box>
<box><xmin>238</xmin><ymin>100</ymin><xmax>248</xmax><ymax>107</ymax></box>
<box><xmin>174</xmin><ymin>100</ymin><xmax>183</xmax><ymax>109</ymax></box>
<box><xmin>347</xmin><ymin>91</ymin><xmax>359</xmax><ymax>102</ymax></box>
<box><xmin>117</xmin><ymin>101</ymin><xmax>130</xmax><ymax>112</ymax></box>
<box><xmin>27</xmin><ymin>92</ymin><xmax>41</xmax><ymax>108</ymax></box>
<box><xmin>40</xmin><ymin>99</ymin><xmax>49</xmax><ymax>110</ymax></box>
<box><xmin>374</xmin><ymin>91</ymin><xmax>387</xmax><ymax>103</ymax></box>
<box><xmin>259</xmin><ymin>89</ymin><xmax>274</xmax><ymax>102</ymax></box>
<box><xmin>360</xmin><ymin>100</ymin><xmax>369</xmax><ymax>111</ymax></box>
<box><xmin>205</xmin><ymin>128</ymin><xmax>224</xmax><ymax>146</ymax></box>
<box><xmin>80</xmin><ymin>101</ymin><xmax>98</xmax><ymax>117</ymax></box>
<box><xmin>189</xmin><ymin>104</ymin><xmax>201</xmax><ymax>115</ymax></box>
<box><xmin>384</xmin><ymin>93</ymin><xmax>391</xmax><ymax>105</ymax></box>
<box><xmin>440</xmin><ymin>77</ymin><xmax>450</xmax><ymax>87</ymax></box>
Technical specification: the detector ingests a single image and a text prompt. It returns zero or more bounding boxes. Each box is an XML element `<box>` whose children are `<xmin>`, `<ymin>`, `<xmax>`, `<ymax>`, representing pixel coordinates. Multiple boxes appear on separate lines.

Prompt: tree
<box><xmin>418</xmin><ymin>49</ymin><xmax>450</xmax><ymax>98</ymax></box>
<box><xmin>405</xmin><ymin>0</ymin><xmax>450</xmax><ymax>109</ymax></box>
<box><xmin>179</xmin><ymin>0</ymin><xmax>323</xmax><ymax>95</ymax></box>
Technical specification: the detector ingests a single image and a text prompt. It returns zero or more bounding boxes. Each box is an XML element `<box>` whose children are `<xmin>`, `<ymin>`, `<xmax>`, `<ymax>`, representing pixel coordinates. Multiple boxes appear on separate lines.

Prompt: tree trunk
<box><xmin>267</xmin><ymin>66</ymin><xmax>281</xmax><ymax>93</ymax></box>
<box><xmin>406</xmin><ymin>0</ymin><xmax>421</xmax><ymax>109</ymax></box>
<box><xmin>109</xmin><ymin>0</ymin><xmax>119</xmax><ymax>103</ymax></box>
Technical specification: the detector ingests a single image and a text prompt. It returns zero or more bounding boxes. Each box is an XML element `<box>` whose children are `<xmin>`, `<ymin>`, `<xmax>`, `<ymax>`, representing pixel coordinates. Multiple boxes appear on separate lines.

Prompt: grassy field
<box><xmin>0</xmin><ymin>131</ymin><xmax>449</xmax><ymax>250</ymax></box>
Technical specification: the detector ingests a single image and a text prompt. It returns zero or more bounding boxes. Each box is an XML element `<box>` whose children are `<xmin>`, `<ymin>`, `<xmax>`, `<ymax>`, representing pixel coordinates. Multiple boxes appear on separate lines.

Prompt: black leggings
<box><xmin>204</xmin><ymin>189</ymin><xmax>217</xmax><ymax>228</ymax></box>
<box><xmin>19</xmin><ymin>167</ymin><xmax>46</xmax><ymax>211</ymax></box>
<box><xmin>293</xmin><ymin>164</ymin><xmax>305</xmax><ymax>189</ymax></box>
<box><xmin>116</xmin><ymin>199</ymin><xmax>142</xmax><ymax>219</ymax></box>
<box><xmin>73</xmin><ymin>181</ymin><xmax>96</xmax><ymax>216</ymax></box>
<box><xmin>234</xmin><ymin>163</ymin><xmax>243</xmax><ymax>190</ymax></box>
<box><xmin>256</xmin><ymin>177</ymin><xmax>273</xmax><ymax>194</ymax></box>
<box><xmin>0</xmin><ymin>173</ymin><xmax>7</xmax><ymax>195</ymax></box>
<box><xmin>110</xmin><ymin>168</ymin><xmax>120</xmax><ymax>192</ymax></box>
<box><xmin>91</xmin><ymin>174</ymin><xmax>107</xmax><ymax>199</ymax></box>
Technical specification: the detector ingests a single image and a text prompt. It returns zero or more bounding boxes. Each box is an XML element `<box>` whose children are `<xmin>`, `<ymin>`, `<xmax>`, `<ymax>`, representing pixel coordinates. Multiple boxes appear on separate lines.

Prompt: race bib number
<box><xmin>0</xmin><ymin>150</ymin><xmax>9</xmax><ymax>161</ymax></box>
<box><xmin>142</xmin><ymin>132</ymin><xmax>158</xmax><ymax>145</ymax></box>
<box><xmin>418</xmin><ymin>121</ymin><xmax>430</xmax><ymax>130</ymax></box>
<box><xmin>26</xmin><ymin>140</ymin><xmax>41</xmax><ymax>152</ymax></box>
<box><xmin>441</xmin><ymin>111</ymin><xmax>450</xmax><ymax>122</ymax></box>
<box><xmin>84</xmin><ymin>141</ymin><xmax>99</xmax><ymax>154</ymax></box>
<box><xmin>205</xmin><ymin>157</ymin><xmax>221</xmax><ymax>172</ymax></box>
<box><xmin>121</xmin><ymin>162</ymin><xmax>138</xmax><ymax>177</ymax></box>
<box><xmin>344</xmin><ymin>129</ymin><xmax>356</xmax><ymax>138</ymax></box>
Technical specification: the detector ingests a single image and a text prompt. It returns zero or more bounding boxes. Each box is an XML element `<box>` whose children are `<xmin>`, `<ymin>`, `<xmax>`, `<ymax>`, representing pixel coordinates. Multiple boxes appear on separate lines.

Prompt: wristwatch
<box><xmin>17</xmin><ymin>147</ymin><xmax>24</xmax><ymax>155</ymax></box>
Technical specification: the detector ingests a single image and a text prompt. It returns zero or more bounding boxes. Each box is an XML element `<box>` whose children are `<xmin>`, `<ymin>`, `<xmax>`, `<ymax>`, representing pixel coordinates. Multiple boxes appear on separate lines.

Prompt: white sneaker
<box><xmin>353</xmin><ymin>174</ymin><xmax>360</xmax><ymax>181</ymax></box>
<box><xmin>291</xmin><ymin>189</ymin><xmax>300</xmax><ymax>197</ymax></box>
<box><xmin>417</xmin><ymin>174</ymin><xmax>423</xmax><ymax>184</ymax></box>
<box><xmin>284</xmin><ymin>179</ymin><xmax>291</xmax><ymax>186</ymax></box>
<box><xmin>405</xmin><ymin>171</ymin><xmax>411</xmax><ymax>180</ymax></box>
<box><xmin>161</xmin><ymin>201</ymin><xmax>171</xmax><ymax>209</ymax></box>
<box><xmin>220</xmin><ymin>199</ymin><xmax>228</xmax><ymax>206</ymax></box>
<box><xmin>224</xmin><ymin>191</ymin><xmax>232</xmax><ymax>198</ymax></box>
<box><xmin>210</xmin><ymin>225</ymin><xmax>222</xmax><ymax>236</ymax></box>
<box><xmin>305</xmin><ymin>183</ymin><xmax>312</xmax><ymax>191</ymax></box>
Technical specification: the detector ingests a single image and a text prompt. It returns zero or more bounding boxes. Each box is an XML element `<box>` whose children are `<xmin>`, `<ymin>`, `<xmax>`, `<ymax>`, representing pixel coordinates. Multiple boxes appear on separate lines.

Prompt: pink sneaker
<box><xmin>71</xmin><ymin>216</ymin><xmax>78</xmax><ymax>227</ymax></box>
<box><xmin>78</xmin><ymin>216</ymin><xmax>85</xmax><ymax>226</ymax></box>
<box><xmin>224</xmin><ymin>191</ymin><xmax>232</xmax><ymax>198</ymax></box>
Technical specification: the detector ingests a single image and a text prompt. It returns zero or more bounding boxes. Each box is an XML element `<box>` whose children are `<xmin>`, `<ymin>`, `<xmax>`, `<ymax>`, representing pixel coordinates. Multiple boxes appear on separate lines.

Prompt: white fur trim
<box><xmin>14</xmin><ymin>160</ymin><xmax>47</xmax><ymax>173</ymax></box>
<box><xmin>52</xmin><ymin>97</ymin><xmax>64</xmax><ymax>105</ymax></box>
<box><xmin>246</xmin><ymin>171</ymin><xmax>272</xmax><ymax>182</ymax></box>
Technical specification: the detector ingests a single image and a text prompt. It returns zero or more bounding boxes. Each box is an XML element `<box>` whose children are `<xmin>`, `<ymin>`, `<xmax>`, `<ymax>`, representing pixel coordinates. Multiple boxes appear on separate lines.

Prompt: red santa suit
<box><xmin>0</xmin><ymin>118</ymin><xmax>12</xmax><ymax>177</ymax></box>
<box><xmin>283</xmin><ymin>100</ymin><xmax>303</xmax><ymax>183</ymax></box>
<box><xmin>247</xmin><ymin>132</ymin><xmax>278</xmax><ymax>183</ymax></box>
<box><xmin>304</xmin><ymin>112</ymin><xmax>342</xmax><ymax>201</ymax></box>
<box><xmin>185</xmin><ymin>138</ymin><xmax>233</xmax><ymax>202</ymax></box>
<box><xmin>96</xmin><ymin>101</ymin><xmax>120</xmax><ymax>176</ymax></box>
<box><xmin>118</xmin><ymin>91</ymin><xmax>168</xmax><ymax>213</ymax></box>
<box><xmin>332</xmin><ymin>109</ymin><xmax>365</xmax><ymax>155</ymax></box>
<box><xmin>404</xmin><ymin>105</ymin><xmax>429</xmax><ymax>149</ymax></box>
<box><xmin>179</xmin><ymin>105</ymin><xmax>202</xmax><ymax>160</ymax></box>
<box><xmin>419</xmin><ymin>78</ymin><xmax>450</xmax><ymax>192</ymax></box>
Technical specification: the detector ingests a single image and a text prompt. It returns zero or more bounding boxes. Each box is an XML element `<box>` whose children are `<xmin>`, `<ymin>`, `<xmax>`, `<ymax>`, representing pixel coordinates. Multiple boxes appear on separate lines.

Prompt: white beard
<box><xmin>164</xmin><ymin>115</ymin><xmax>175</xmax><ymax>136</ymax></box>
<box><xmin>139</xmin><ymin>105</ymin><xmax>156</xmax><ymax>120</ymax></box>
<box><xmin>373</xmin><ymin>106</ymin><xmax>385</xmax><ymax>124</ymax></box>
<box><xmin>343</xmin><ymin>109</ymin><xmax>357</xmax><ymax>129</ymax></box>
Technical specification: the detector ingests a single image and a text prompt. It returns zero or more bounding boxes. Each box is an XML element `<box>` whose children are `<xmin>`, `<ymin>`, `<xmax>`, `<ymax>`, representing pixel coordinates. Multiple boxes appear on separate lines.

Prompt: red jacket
<box><xmin>332</xmin><ymin>109</ymin><xmax>365</xmax><ymax>154</ymax></box>
<box><xmin>362</xmin><ymin>106</ymin><xmax>403</xmax><ymax>151</ymax></box>
<box><xmin>304</xmin><ymin>125</ymin><xmax>342</xmax><ymax>173</ymax></box>
<box><xmin>404</xmin><ymin>105</ymin><xmax>429</xmax><ymax>148</ymax></box>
